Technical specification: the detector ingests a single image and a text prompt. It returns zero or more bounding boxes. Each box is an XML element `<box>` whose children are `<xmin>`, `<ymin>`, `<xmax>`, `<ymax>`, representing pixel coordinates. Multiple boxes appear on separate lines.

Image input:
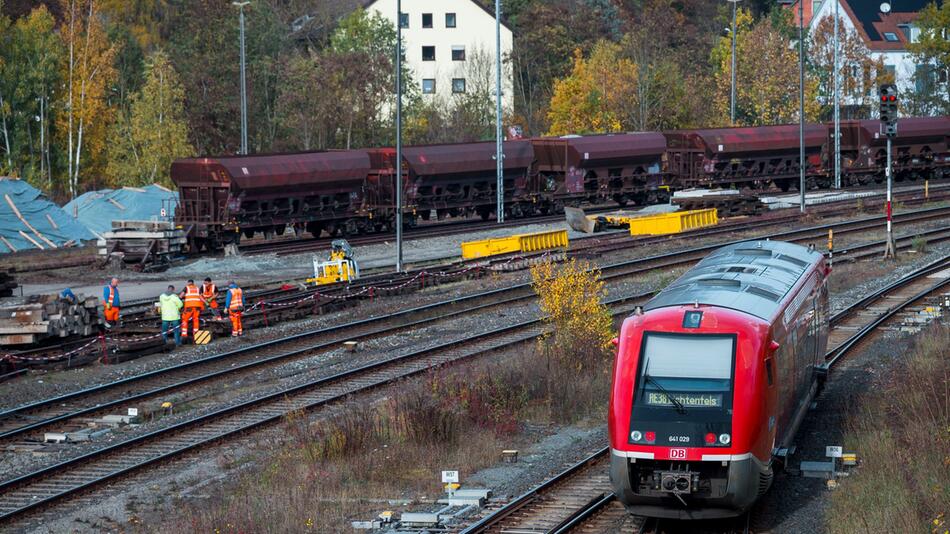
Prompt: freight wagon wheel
<box><xmin>777</xmin><ymin>179</ymin><xmax>792</xmax><ymax>192</ymax></box>
<box><xmin>612</xmin><ymin>194</ymin><xmax>628</xmax><ymax>208</ymax></box>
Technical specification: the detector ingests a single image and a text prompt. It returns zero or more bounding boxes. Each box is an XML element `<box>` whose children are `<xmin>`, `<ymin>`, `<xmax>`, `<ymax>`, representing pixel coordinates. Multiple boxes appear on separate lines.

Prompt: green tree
<box><xmin>329</xmin><ymin>8</ymin><xmax>413</xmax><ymax>148</ymax></box>
<box><xmin>907</xmin><ymin>1</ymin><xmax>950</xmax><ymax>115</ymax></box>
<box><xmin>0</xmin><ymin>5</ymin><xmax>64</xmax><ymax>191</ymax></box>
<box><xmin>106</xmin><ymin>49</ymin><xmax>193</xmax><ymax>186</ymax></box>
<box><xmin>167</xmin><ymin>0</ymin><xmax>282</xmax><ymax>155</ymax></box>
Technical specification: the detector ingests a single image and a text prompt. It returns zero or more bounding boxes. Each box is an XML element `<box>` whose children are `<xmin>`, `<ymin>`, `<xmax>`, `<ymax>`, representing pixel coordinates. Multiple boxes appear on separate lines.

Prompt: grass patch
<box><xmin>826</xmin><ymin>325</ymin><xmax>950</xmax><ymax>534</ymax></box>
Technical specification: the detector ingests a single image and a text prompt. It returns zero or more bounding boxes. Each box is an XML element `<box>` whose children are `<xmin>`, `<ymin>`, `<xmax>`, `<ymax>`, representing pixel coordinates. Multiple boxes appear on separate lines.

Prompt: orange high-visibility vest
<box><xmin>183</xmin><ymin>284</ymin><xmax>204</xmax><ymax>309</ymax></box>
<box><xmin>202</xmin><ymin>283</ymin><xmax>217</xmax><ymax>299</ymax></box>
<box><xmin>106</xmin><ymin>286</ymin><xmax>116</xmax><ymax>306</ymax></box>
<box><xmin>228</xmin><ymin>287</ymin><xmax>243</xmax><ymax>310</ymax></box>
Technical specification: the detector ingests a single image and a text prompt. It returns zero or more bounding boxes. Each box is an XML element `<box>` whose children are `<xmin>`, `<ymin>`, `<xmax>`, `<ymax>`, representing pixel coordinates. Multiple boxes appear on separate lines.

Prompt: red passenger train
<box><xmin>608</xmin><ymin>241</ymin><xmax>829</xmax><ymax>519</ymax></box>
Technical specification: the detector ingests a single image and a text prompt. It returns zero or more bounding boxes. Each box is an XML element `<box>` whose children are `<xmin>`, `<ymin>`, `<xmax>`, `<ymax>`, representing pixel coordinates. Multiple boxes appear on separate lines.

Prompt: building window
<box><xmin>452</xmin><ymin>78</ymin><xmax>466</xmax><ymax>94</ymax></box>
<box><xmin>445</xmin><ymin>13</ymin><xmax>457</xmax><ymax>28</ymax></box>
<box><xmin>422</xmin><ymin>13</ymin><xmax>433</xmax><ymax>28</ymax></box>
<box><xmin>422</xmin><ymin>79</ymin><xmax>436</xmax><ymax>94</ymax></box>
<box><xmin>451</xmin><ymin>46</ymin><xmax>465</xmax><ymax>61</ymax></box>
<box><xmin>883</xmin><ymin>32</ymin><xmax>899</xmax><ymax>42</ymax></box>
<box><xmin>399</xmin><ymin>12</ymin><xmax>408</xmax><ymax>28</ymax></box>
<box><xmin>422</xmin><ymin>46</ymin><xmax>435</xmax><ymax>61</ymax></box>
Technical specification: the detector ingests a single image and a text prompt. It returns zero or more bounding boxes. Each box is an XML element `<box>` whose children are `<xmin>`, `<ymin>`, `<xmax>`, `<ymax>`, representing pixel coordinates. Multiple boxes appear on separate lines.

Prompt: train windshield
<box><xmin>635</xmin><ymin>333</ymin><xmax>735</xmax><ymax>412</ymax></box>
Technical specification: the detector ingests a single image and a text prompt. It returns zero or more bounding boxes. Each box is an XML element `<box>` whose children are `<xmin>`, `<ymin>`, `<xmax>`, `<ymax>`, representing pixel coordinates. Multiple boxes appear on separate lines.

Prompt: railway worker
<box><xmin>179</xmin><ymin>279</ymin><xmax>205</xmax><ymax>339</ymax></box>
<box><xmin>224</xmin><ymin>280</ymin><xmax>244</xmax><ymax>337</ymax></box>
<box><xmin>201</xmin><ymin>277</ymin><xmax>220</xmax><ymax>319</ymax></box>
<box><xmin>159</xmin><ymin>285</ymin><xmax>183</xmax><ymax>346</ymax></box>
<box><xmin>102</xmin><ymin>278</ymin><xmax>120</xmax><ymax>328</ymax></box>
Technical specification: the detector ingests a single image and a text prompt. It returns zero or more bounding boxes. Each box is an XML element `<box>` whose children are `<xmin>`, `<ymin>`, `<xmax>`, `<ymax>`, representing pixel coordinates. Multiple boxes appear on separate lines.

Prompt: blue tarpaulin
<box><xmin>64</xmin><ymin>184</ymin><xmax>177</xmax><ymax>236</ymax></box>
<box><xmin>0</xmin><ymin>178</ymin><xmax>95</xmax><ymax>254</ymax></box>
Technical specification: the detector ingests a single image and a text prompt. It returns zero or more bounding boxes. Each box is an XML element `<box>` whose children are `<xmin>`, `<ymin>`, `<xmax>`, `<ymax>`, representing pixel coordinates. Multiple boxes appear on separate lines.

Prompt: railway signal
<box><xmin>879</xmin><ymin>84</ymin><xmax>898</xmax><ymax>258</ymax></box>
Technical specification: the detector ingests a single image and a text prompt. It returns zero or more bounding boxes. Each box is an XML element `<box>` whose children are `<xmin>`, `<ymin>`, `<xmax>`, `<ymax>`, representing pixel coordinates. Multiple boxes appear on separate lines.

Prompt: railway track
<box><xmin>7</xmin><ymin>197</ymin><xmax>949</xmax><ymax>370</ymax></box>
<box><xmin>2</xmin><ymin>208</ymin><xmax>948</xmax><ymax>450</ymax></box>
<box><xmin>0</xmin><ymin>292</ymin><xmax>653</xmax><ymax>527</ymax></box>
<box><xmin>238</xmin><ymin>184</ymin><xmax>950</xmax><ymax>257</ymax></box>
<box><xmin>0</xmin><ymin>232</ymin><xmax>943</xmax><ymax>530</ymax></box>
<box><xmin>3</xmin><ymin>206</ymin><xmax>948</xmax><ymax>450</ymax></box>
<box><xmin>459</xmin><ymin>254</ymin><xmax>950</xmax><ymax>534</ymax></box>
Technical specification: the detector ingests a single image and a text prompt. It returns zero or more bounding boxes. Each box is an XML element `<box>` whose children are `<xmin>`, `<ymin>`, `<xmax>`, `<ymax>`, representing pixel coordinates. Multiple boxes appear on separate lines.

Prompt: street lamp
<box><xmin>495</xmin><ymin>0</ymin><xmax>504</xmax><ymax>223</ymax></box>
<box><xmin>833</xmin><ymin>0</ymin><xmax>841</xmax><ymax>189</ymax></box>
<box><xmin>798</xmin><ymin>0</ymin><xmax>805</xmax><ymax>212</ymax></box>
<box><xmin>395</xmin><ymin>0</ymin><xmax>404</xmax><ymax>272</ymax></box>
<box><xmin>727</xmin><ymin>0</ymin><xmax>741</xmax><ymax>125</ymax></box>
<box><xmin>233</xmin><ymin>1</ymin><xmax>250</xmax><ymax>156</ymax></box>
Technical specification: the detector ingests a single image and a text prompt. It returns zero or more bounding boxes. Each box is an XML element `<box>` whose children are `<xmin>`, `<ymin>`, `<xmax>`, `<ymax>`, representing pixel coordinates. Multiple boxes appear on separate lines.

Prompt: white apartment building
<box><xmin>801</xmin><ymin>0</ymin><xmax>941</xmax><ymax>95</ymax></box>
<box><xmin>364</xmin><ymin>0</ymin><xmax>514</xmax><ymax>110</ymax></box>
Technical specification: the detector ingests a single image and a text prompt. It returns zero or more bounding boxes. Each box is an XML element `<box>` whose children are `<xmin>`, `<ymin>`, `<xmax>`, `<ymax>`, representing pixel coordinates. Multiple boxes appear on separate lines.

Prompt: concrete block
<box><xmin>800</xmin><ymin>461</ymin><xmax>835</xmax><ymax>478</ymax></box>
<box><xmin>401</xmin><ymin>512</ymin><xmax>440</xmax><ymax>527</ymax></box>
<box><xmin>43</xmin><ymin>432</ymin><xmax>67</xmax><ymax>443</ymax></box>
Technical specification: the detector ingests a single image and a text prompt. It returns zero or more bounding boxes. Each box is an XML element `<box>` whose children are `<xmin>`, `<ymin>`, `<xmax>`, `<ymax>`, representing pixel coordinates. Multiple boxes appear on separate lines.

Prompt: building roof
<box><xmin>794</xmin><ymin>0</ymin><xmax>943</xmax><ymax>52</ymax></box>
<box><xmin>361</xmin><ymin>0</ymin><xmax>513</xmax><ymax>32</ymax></box>
<box><xmin>643</xmin><ymin>241</ymin><xmax>823</xmax><ymax>321</ymax></box>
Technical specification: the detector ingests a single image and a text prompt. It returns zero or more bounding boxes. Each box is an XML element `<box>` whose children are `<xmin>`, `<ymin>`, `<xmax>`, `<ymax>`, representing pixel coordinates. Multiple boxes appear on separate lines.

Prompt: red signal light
<box><xmin>705</xmin><ymin>433</ymin><xmax>717</xmax><ymax>445</ymax></box>
<box><xmin>889</xmin><ymin>95</ymin><xmax>897</xmax><ymax>101</ymax></box>
<box><xmin>645</xmin><ymin>431</ymin><xmax>656</xmax><ymax>443</ymax></box>
<box><xmin>881</xmin><ymin>96</ymin><xmax>887</xmax><ymax>102</ymax></box>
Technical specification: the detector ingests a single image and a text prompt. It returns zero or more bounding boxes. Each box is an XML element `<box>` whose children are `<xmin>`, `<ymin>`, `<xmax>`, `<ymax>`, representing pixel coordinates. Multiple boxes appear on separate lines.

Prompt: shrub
<box><xmin>827</xmin><ymin>326</ymin><xmax>950</xmax><ymax>534</ymax></box>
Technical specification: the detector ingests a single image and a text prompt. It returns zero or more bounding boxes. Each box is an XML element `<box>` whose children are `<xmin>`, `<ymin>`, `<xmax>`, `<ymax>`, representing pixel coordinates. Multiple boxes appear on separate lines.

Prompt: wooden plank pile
<box><xmin>0</xmin><ymin>293</ymin><xmax>100</xmax><ymax>345</ymax></box>
<box><xmin>0</xmin><ymin>269</ymin><xmax>16</xmax><ymax>298</ymax></box>
<box><xmin>97</xmin><ymin>220</ymin><xmax>186</xmax><ymax>267</ymax></box>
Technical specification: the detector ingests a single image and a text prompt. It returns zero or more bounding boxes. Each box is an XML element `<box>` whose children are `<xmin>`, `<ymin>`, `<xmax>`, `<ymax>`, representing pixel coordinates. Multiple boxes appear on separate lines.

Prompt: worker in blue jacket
<box><xmin>102</xmin><ymin>277</ymin><xmax>120</xmax><ymax>328</ymax></box>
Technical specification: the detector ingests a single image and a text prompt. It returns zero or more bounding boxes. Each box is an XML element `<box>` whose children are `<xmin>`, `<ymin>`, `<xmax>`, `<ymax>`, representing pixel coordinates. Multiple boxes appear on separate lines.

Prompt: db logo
<box><xmin>669</xmin><ymin>448</ymin><xmax>687</xmax><ymax>459</ymax></box>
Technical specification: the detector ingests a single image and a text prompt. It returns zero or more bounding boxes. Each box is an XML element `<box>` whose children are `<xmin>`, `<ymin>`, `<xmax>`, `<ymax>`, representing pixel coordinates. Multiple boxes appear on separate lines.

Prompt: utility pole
<box><xmin>495</xmin><ymin>0</ymin><xmax>504</xmax><ymax>223</ymax></box>
<box><xmin>833</xmin><ymin>0</ymin><xmax>841</xmax><ymax>189</ymax></box>
<box><xmin>395</xmin><ymin>0</ymin><xmax>404</xmax><ymax>272</ymax></box>
<box><xmin>233</xmin><ymin>1</ymin><xmax>250</xmax><ymax>155</ymax></box>
<box><xmin>798</xmin><ymin>0</ymin><xmax>806</xmax><ymax>213</ymax></box>
<box><xmin>729</xmin><ymin>0</ymin><xmax>741</xmax><ymax>124</ymax></box>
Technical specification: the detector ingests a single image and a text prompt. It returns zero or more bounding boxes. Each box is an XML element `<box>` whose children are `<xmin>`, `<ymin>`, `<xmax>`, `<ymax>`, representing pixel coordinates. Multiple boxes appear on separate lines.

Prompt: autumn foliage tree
<box><xmin>711</xmin><ymin>7</ymin><xmax>819</xmax><ymax>126</ymax></box>
<box><xmin>546</xmin><ymin>41</ymin><xmax>637</xmax><ymax>136</ymax></box>
<box><xmin>58</xmin><ymin>0</ymin><xmax>117</xmax><ymax>199</ymax></box>
<box><xmin>106</xmin><ymin>49</ymin><xmax>193</xmax><ymax>187</ymax></box>
<box><xmin>809</xmin><ymin>15</ymin><xmax>891</xmax><ymax>119</ymax></box>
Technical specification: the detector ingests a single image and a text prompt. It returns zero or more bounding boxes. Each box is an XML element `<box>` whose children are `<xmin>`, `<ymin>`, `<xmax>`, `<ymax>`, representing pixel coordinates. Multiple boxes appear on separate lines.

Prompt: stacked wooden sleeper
<box><xmin>0</xmin><ymin>293</ymin><xmax>101</xmax><ymax>345</ymax></box>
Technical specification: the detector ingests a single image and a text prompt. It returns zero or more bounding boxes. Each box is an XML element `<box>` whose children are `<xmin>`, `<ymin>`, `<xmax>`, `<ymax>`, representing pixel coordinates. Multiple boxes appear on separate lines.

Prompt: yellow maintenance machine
<box><xmin>308</xmin><ymin>239</ymin><xmax>360</xmax><ymax>286</ymax></box>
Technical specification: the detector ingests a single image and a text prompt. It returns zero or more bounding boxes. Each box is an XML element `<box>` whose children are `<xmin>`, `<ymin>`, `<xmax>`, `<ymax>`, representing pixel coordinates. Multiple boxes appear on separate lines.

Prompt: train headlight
<box><xmin>630</xmin><ymin>430</ymin><xmax>643</xmax><ymax>442</ymax></box>
<box><xmin>719</xmin><ymin>433</ymin><xmax>731</xmax><ymax>445</ymax></box>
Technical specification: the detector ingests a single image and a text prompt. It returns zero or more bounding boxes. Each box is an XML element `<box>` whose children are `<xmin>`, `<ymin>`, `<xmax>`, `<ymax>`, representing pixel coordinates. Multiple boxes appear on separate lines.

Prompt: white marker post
<box><xmin>826</xmin><ymin>445</ymin><xmax>842</xmax><ymax>479</ymax></box>
<box><xmin>442</xmin><ymin>470</ymin><xmax>459</xmax><ymax>498</ymax></box>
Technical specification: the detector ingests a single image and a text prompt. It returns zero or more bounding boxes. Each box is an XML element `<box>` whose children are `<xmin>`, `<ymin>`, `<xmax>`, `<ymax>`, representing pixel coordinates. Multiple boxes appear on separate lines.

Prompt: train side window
<box><xmin>765</xmin><ymin>357</ymin><xmax>774</xmax><ymax>386</ymax></box>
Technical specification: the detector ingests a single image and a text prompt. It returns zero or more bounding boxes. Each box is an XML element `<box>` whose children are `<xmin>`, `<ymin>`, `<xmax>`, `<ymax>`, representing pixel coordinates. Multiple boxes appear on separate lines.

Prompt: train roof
<box><xmin>643</xmin><ymin>241</ymin><xmax>823</xmax><ymax>321</ymax></box>
<box><xmin>856</xmin><ymin>116</ymin><xmax>950</xmax><ymax>143</ymax></box>
<box><xmin>402</xmin><ymin>140</ymin><xmax>533</xmax><ymax>175</ymax></box>
<box><xmin>665</xmin><ymin>124</ymin><xmax>827</xmax><ymax>154</ymax></box>
<box><xmin>173</xmin><ymin>150</ymin><xmax>374</xmax><ymax>188</ymax></box>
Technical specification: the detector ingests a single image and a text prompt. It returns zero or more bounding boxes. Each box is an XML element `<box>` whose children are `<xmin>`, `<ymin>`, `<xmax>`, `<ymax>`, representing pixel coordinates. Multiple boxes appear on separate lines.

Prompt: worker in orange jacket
<box><xmin>102</xmin><ymin>278</ymin><xmax>120</xmax><ymax>328</ymax></box>
<box><xmin>201</xmin><ymin>278</ymin><xmax>220</xmax><ymax>319</ymax></box>
<box><xmin>224</xmin><ymin>280</ymin><xmax>244</xmax><ymax>337</ymax></box>
<box><xmin>179</xmin><ymin>279</ymin><xmax>205</xmax><ymax>339</ymax></box>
